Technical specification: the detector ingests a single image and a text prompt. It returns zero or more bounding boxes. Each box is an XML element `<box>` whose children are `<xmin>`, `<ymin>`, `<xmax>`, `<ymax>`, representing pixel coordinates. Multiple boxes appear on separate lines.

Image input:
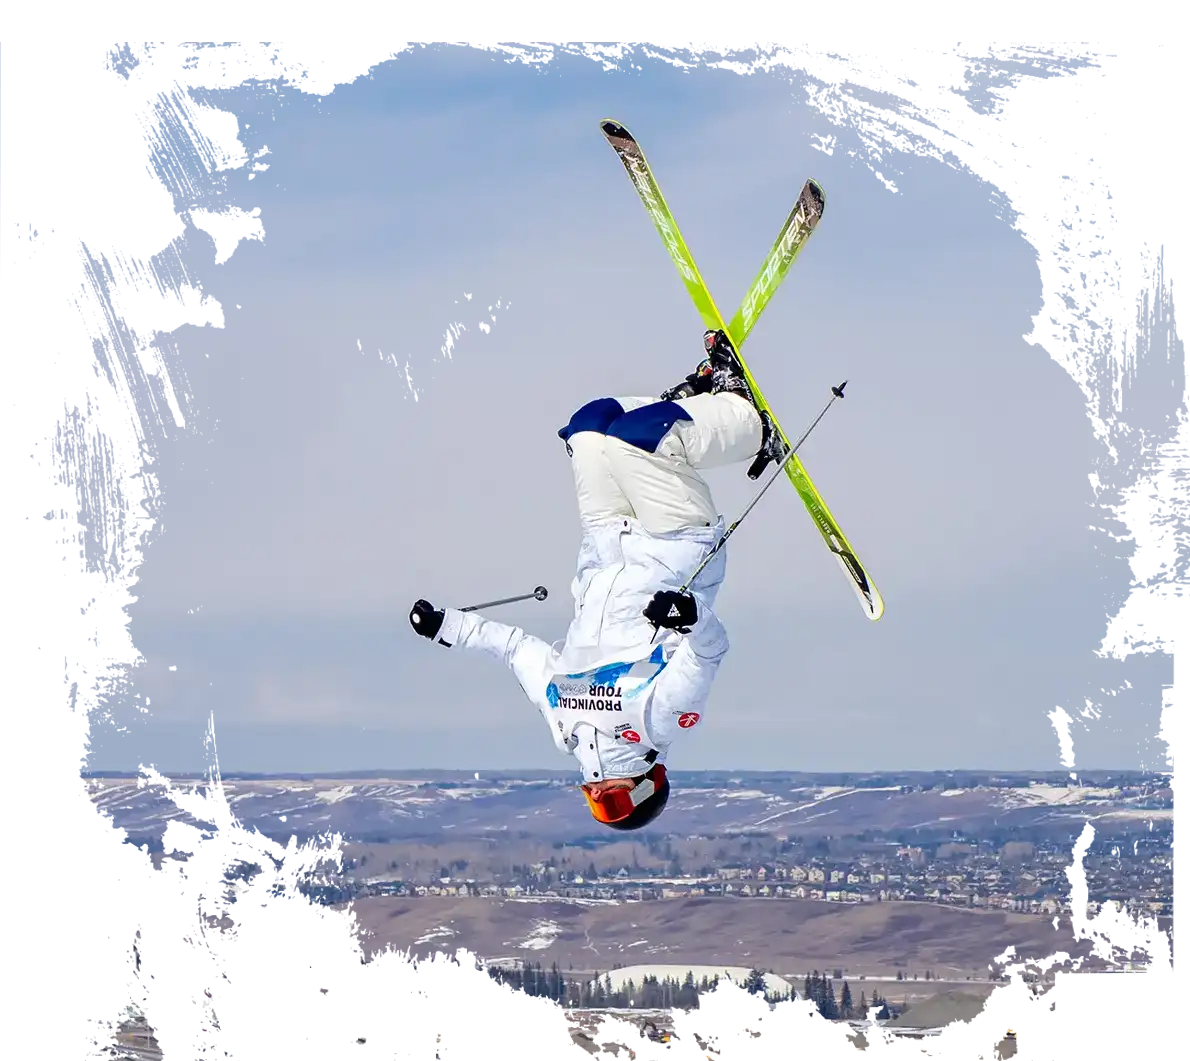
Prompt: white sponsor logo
<box><xmin>625</xmin><ymin>156</ymin><xmax>699</xmax><ymax>284</ymax></box>
<box><xmin>741</xmin><ymin>202</ymin><xmax>813</xmax><ymax>332</ymax></box>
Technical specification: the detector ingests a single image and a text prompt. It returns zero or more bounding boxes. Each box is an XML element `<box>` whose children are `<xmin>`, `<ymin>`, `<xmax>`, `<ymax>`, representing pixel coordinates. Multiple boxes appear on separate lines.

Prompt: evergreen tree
<box><xmin>821</xmin><ymin>979</ymin><xmax>839</xmax><ymax>1020</ymax></box>
<box><xmin>802</xmin><ymin>972</ymin><xmax>822</xmax><ymax>1016</ymax></box>
<box><xmin>641</xmin><ymin>975</ymin><xmax>658</xmax><ymax>1008</ymax></box>
<box><xmin>858</xmin><ymin>990</ymin><xmax>868</xmax><ymax>1017</ymax></box>
<box><xmin>870</xmin><ymin>990</ymin><xmax>890</xmax><ymax>1020</ymax></box>
<box><xmin>780</xmin><ymin>984</ymin><xmax>799</xmax><ymax>1018</ymax></box>
<box><xmin>840</xmin><ymin>981</ymin><xmax>854</xmax><ymax>1019</ymax></box>
<box><xmin>743</xmin><ymin>968</ymin><xmax>767</xmax><ymax>996</ymax></box>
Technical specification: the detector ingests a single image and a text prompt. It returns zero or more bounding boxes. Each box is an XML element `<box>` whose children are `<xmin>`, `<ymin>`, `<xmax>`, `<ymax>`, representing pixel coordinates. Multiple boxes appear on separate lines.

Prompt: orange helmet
<box><xmin>581</xmin><ymin>763</ymin><xmax>669</xmax><ymax>831</ymax></box>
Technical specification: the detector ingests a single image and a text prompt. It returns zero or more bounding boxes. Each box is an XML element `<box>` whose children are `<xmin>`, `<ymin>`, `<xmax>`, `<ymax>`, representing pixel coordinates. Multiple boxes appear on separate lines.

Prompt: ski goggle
<box><xmin>581</xmin><ymin>764</ymin><xmax>667</xmax><ymax>824</ymax></box>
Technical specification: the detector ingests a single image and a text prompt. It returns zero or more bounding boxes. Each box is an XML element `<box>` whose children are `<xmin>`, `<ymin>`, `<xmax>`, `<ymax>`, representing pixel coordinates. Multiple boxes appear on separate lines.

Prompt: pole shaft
<box><xmin>459</xmin><ymin>591</ymin><xmax>539</xmax><ymax>613</ymax></box>
<box><xmin>678</xmin><ymin>388</ymin><xmax>845</xmax><ymax>594</ymax></box>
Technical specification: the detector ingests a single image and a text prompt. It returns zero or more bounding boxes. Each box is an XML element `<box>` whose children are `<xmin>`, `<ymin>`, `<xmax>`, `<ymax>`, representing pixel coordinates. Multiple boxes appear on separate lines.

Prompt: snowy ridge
<box><xmin>81</xmin><ymin>770</ymin><xmax>1170</xmax><ymax>837</ymax></box>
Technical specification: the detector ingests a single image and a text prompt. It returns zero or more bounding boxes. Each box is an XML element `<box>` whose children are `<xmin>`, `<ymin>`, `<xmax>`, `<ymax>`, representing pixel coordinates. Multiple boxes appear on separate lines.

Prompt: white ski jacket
<box><xmin>434</xmin><ymin>514</ymin><xmax>730</xmax><ymax>781</ymax></box>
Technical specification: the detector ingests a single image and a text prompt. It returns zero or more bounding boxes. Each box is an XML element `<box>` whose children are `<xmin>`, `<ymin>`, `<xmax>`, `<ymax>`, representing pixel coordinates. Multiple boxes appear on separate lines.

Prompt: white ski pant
<box><xmin>559</xmin><ymin>393</ymin><xmax>763</xmax><ymax>534</ymax></box>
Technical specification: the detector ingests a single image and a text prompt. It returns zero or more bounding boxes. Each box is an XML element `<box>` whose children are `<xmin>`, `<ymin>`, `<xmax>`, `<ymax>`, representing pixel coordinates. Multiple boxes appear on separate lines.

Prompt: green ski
<box><xmin>600</xmin><ymin>119</ymin><xmax>883</xmax><ymax>622</ymax></box>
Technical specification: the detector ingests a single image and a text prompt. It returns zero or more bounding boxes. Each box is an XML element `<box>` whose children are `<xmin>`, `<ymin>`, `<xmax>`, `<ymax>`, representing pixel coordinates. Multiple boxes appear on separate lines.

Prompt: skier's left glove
<box><xmin>660</xmin><ymin>360</ymin><xmax>714</xmax><ymax>402</ymax></box>
<box><xmin>409</xmin><ymin>599</ymin><xmax>445</xmax><ymax>640</ymax></box>
<box><xmin>643</xmin><ymin>590</ymin><xmax>698</xmax><ymax>634</ymax></box>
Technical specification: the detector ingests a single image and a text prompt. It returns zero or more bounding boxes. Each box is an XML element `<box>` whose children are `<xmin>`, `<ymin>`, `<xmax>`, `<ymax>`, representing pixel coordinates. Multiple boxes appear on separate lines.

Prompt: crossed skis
<box><xmin>600</xmin><ymin>119</ymin><xmax>884</xmax><ymax>622</ymax></box>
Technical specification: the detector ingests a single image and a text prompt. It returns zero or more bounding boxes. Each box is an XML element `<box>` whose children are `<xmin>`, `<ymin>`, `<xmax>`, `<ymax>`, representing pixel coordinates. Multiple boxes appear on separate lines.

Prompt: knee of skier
<box><xmin>558</xmin><ymin>398</ymin><xmax>625</xmax><ymax>443</ymax></box>
<box><xmin>604</xmin><ymin>400</ymin><xmax>694</xmax><ymax>454</ymax></box>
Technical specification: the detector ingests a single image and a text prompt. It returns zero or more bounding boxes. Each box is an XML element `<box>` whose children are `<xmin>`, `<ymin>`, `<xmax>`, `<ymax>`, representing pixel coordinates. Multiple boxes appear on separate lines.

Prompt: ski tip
<box><xmin>804</xmin><ymin>178</ymin><xmax>827</xmax><ymax>217</ymax></box>
<box><xmin>867</xmin><ymin>586</ymin><xmax>885</xmax><ymax>621</ymax></box>
<box><xmin>835</xmin><ymin>551</ymin><xmax>884</xmax><ymax>621</ymax></box>
<box><xmin>600</xmin><ymin>118</ymin><xmax>632</xmax><ymax>141</ymax></box>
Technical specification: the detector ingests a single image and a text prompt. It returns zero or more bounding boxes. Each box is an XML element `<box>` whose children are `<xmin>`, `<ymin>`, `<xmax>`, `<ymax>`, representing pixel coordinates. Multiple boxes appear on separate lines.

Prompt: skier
<box><xmin>410</xmin><ymin>330</ymin><xmax>786</xmax><ymax>830</ymax></box>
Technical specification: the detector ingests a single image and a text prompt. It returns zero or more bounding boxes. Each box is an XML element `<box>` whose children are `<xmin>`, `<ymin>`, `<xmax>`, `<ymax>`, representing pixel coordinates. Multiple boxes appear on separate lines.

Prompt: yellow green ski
<box><xmin>600</xmin><ymin>119</ymin><xmax>883</xmax><ymax>621</ymax></box>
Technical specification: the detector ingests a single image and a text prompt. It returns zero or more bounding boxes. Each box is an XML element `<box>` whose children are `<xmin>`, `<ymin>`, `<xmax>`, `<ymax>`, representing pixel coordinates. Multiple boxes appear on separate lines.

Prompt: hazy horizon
<box><xmin>84</xmin><ymin>760</ymin><xmax>1163</xmax><ymax>779</ymax></box>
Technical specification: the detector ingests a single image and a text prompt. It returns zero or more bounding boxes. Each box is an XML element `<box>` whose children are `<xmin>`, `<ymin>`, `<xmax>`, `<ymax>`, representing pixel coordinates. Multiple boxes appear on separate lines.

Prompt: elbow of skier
<box><xmin>644</xmin><ymin>589</ymin><xmax>728</xmax><ymax>659</ymax></box>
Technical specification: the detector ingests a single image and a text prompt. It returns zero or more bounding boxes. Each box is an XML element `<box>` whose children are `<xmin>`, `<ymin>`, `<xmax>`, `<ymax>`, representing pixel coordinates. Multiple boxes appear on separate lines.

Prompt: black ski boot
<box><xmin>702</xmin><ymin>329</ymin><xmax>788</xmax><ymax>480</ymax></box>
<box><xmin>747</xmin><ymin>409</ymin><xmax>789</xmax><ymax>480</ymax></box>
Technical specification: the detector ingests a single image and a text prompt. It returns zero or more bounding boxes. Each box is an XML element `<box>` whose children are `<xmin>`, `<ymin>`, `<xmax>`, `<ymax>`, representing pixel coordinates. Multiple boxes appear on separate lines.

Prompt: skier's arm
<box><xmin>422</xmin><ymin>605</ymin><xmax>555</xmax><ymax>706</ymax></box>
<box><xmin>646</xmin><ymin>597</ymin><xmax>729</xmax><ymax>732</ymax></box>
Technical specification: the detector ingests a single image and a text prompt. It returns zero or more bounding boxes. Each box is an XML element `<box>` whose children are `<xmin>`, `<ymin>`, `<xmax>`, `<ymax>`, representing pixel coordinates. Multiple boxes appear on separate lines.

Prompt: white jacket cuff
<box><xmin>434</xmin><ymin>607</ymin><xmax>466</xmax><ymax>647</ymax></box>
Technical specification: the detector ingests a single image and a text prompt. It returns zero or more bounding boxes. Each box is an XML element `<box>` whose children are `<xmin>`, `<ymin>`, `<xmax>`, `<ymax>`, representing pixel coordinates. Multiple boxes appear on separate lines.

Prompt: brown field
<box><xmin>333</xmin><ymin>889</ymin><xmax>1180</xmax><ymax>975</ymax></box>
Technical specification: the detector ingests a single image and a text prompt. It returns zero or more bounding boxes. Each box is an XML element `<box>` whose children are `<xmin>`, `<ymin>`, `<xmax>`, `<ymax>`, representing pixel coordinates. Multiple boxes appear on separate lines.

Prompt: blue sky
<box><xmin>86</xmin><ymin>46</ymin><xmax>1169</xmax><ymax>774</ymax></box>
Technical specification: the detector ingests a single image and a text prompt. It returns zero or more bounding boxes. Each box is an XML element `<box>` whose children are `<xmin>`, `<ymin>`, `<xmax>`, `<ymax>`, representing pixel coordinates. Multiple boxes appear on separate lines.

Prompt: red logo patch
<box><xmin>677</xmin><ymin>712</ymin><xmax>701</xmax><ymax>729</ymax></box>
<box><xmin>621</xmin><ymin>729</ymin><xmax>641</xmax><ymax>743</ymax></box>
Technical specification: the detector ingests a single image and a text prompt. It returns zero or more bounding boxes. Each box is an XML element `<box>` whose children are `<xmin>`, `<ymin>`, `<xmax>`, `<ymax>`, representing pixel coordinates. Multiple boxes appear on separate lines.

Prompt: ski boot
<box><xmin>702</xmin><ymin>329</ymin><xmax>788</xmax><ymax>480</ymax></box>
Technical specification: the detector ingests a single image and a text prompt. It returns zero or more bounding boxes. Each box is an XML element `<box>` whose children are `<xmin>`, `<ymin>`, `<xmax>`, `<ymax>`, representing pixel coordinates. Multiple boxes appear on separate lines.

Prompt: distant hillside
<box><xmin>349</xmin><ymin>895</ymin><xmax>1092</xmax><ymax>978</ymax></box>
<box><xmin>88</xmin><ymin>771</ymin><xmax>1170</xmax><ymax>844</ymax></box>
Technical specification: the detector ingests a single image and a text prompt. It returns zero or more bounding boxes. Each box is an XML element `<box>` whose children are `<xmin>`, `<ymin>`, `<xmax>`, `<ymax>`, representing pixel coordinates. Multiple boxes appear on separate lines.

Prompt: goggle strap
<box><xmin>629</xmin><ymin>777</ymin><xmax>655</xmax><ymax>806</ymax></box>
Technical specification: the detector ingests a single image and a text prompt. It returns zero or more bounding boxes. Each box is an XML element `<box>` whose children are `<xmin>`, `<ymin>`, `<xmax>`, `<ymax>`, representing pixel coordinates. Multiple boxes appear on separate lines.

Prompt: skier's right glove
<box><xmin>409</xmin><ymin>599</ymin><xmax>445</xmax><ymax>640</ymax></box>
<box><xmin>643</xmin><ymin>590</ymin><xmax>698</xmax><ymax>634</ymax></box>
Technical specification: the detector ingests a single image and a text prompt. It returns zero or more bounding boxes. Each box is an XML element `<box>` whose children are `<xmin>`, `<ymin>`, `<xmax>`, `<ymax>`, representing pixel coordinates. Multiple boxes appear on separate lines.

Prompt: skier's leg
<box><xmin>602</xmin><ymin>393</ymin><xmax>762</xmax><ymax>534</ymax></box>
<box><xmin>666</xmin><ymin>392</ymin><xmax>764</xmax><ymax>469</ymax></box>
<box><xmin>558</xmin><ymin>396</ymin><xmax>655</xmax><ymax>530</ymax></box>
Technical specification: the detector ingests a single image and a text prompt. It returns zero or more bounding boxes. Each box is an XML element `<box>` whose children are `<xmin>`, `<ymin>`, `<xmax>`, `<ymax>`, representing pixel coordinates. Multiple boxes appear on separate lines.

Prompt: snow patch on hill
<box><xmin>414</xmin><ymin>925</ymin><xmax>457</xmax><ymax>945</ymax></box>
<box><xmin>507</xmin><ymin>919</ymin><xmax>562</xmax><ymax>951</ymax></box>
<box><xmin>995</xmin><ymin>784</ymin><xmax>1121</xmax><ymax>808</ymax></box>
<box><xmin>506</xmin><ymin>896</ymin><xmax>621</xmax><ymax>907</ymax></box>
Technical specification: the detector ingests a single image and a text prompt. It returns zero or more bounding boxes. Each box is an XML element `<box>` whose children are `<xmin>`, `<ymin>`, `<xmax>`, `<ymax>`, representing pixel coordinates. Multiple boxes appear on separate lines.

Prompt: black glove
<box><xmin>409</xmin><ymin>599</ymin><xmax>445</xmax><ymax>640</ymax></box>
<box><xmin>660</xmin><ymin>359</ymin><xmax>714</xmax><ymax>402</ymax></box>
<box><xmin>643</xmin><ymin>590</ymin><xmax>698</xmax><ymax>634</ymax></box>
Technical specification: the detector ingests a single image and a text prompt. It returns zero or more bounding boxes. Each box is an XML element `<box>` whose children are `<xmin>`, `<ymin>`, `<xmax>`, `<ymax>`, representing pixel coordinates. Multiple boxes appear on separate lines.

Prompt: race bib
<box><xmin>547</xmin><ymin>673</ymin><xmax>628</xmax><ymax>714</ymax></box>
<box><xmin>546</xmin><ymin>646</ymin><xmax>666</xmax><ymax>713</ymax></box>
<box><xmin>545</xmin><ymin>645</ymin><xmax>667</xmax><ymax>747</ymax></box>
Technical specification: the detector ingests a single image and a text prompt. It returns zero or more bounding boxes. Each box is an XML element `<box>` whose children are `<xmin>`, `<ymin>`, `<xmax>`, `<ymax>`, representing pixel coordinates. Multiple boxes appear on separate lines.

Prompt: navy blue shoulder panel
<box><xmin>558</xmin><ymin>397</ymin><xmax>625</xmax><ymax>442</ymax></box>
<box><xmin>605</xmin><ymin>401</ymin><xmax>693</xmax><ymax>454</ymax></box>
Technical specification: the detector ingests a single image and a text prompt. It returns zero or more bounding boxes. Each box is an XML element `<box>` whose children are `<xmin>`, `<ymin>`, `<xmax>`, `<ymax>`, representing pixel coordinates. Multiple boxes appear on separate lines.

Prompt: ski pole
<box><xmin>651</xmin><ymin>382</ymin><xmax>848</xmax><ymax>641</ymax></box>
<box><xmin>683</xmin><ymin>380</ymin><xmax>847</xmax><ymax>591</ymax></box>
<box><xmin>459</xmin><ymin>585</ymin><xmax>548</xmax><ymax>613</ymax></box>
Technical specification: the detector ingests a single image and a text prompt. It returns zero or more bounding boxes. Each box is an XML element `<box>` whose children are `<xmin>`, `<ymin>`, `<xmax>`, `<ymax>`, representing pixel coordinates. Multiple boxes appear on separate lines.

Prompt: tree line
<box><xmin>488</xmin><ymin>962</ymin><xmax>898</xmax><ymax>1020</ymax></box>
<box><xmin>800</xmin><ymin>970</ymin><xmax>895</xmax><ymax>1020</ymax></box>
